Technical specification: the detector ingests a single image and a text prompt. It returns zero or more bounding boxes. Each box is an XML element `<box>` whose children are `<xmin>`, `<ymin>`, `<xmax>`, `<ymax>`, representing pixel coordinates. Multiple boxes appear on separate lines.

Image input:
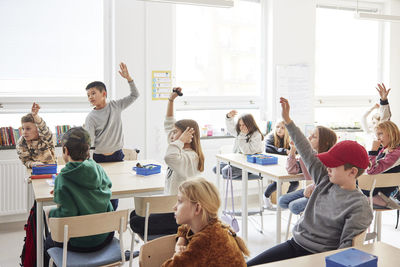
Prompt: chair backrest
<box><xmin>352</xmin><ymin>230</ymin><xmax>367</xmax><ymax>246</ymax></box>
<box><xmin>134</xmin><ymin>195</ymin><xmax>177</xmax><ymax>217</ymax></box>
<box><xmin>49</xmin><ymin>209</ymin><xmax>129</xmax><ymax>242</ymax></box>
<box><xmin>358</xmin><ymin>173</ymin><xmax>400</xmax><ymax>190</ymax></box>
<box><xmin>123</xmin><ymin>148</ymin><xmax>138</xmax><ymax>160</ymax></box>
<box><xmin>139</xmin><ymin>235</ymin><xmax>176</xmax><ymax>267</ymax></box>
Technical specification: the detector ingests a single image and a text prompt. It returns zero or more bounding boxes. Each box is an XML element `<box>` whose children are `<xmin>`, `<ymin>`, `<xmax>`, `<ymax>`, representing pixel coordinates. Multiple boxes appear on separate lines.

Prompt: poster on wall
<box><xmin>152</xmin><ymin>71</ymin><xmax>172</xmax><ymax>100</ymax></box>
<box><xmin>275</xmin><ymin>64</ymin><xmax>313</xmax><ymax>125</ymax></box>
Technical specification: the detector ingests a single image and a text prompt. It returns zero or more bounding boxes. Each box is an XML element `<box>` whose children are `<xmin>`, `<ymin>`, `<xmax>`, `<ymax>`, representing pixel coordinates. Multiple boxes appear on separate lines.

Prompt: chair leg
<box><xmin>285</xmin><ymin>212</ymin><xmax>292</xmax><ymax>241</ymax></box>
<box><xmin>377</xmin><ymin>211</ymin><xmax>382</xmax><ymax>242</ymax></box>
<box><xmin>258</xmin><ymin>178</ymin><xmax>264</xmax><ymax>232</ymax></box>
<box><xmin>129</xmin><ymin>232</ymin><xmax>135</xmax><ymax>267</ymax></box>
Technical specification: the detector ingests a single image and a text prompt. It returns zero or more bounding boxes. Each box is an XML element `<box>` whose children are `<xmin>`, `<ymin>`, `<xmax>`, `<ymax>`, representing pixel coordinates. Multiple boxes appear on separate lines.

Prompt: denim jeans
<box><xmin>264</xmin><ymin>181</ymin><xmax>299</xmax><ymax>198</ymax></box>
<box><xmin>278</xmin><ymin>189</ymin><xmax>308</xmax><ymax>215</ymax></box>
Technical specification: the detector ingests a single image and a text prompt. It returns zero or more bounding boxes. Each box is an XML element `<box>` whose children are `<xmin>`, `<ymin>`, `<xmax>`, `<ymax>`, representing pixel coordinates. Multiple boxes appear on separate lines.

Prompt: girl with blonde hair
<box><xmin>162</xmin><ymin>178</ymin><xmax>249</xmax><ymax>267</ymax></box>
<box><xmin>365</xmin><ymin>120</ymin><xmax>400</xmax><ymax>208</ymax></box>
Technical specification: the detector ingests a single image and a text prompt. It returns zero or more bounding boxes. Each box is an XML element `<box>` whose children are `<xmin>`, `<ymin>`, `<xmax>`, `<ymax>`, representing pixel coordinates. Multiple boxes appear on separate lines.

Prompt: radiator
<box><xmin>0</xmin><ymin>159</ymin><xmax>28</xmax><ymax>215</ymax></box>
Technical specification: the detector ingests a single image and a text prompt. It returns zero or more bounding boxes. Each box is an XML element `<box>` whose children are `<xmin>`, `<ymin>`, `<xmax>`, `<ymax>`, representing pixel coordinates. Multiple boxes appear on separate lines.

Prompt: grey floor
<box><xmin>1</xmin><ymin>201</ymin><xmax>399</xmax><ymax>267</ymax></box>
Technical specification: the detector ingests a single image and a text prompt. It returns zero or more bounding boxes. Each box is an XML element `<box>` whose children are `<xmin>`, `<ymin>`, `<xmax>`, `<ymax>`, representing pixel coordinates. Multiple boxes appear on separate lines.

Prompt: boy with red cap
<box><xmin>247</xmin><ymin>98</ymin><xmax>373</xmax><ymax>266</ymax></box>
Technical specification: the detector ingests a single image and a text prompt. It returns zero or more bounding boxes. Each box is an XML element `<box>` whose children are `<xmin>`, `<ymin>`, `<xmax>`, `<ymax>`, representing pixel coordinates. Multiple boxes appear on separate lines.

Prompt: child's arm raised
<box><xmin>376</xmin><ymin>83</ymin><xmax>391</xmax><ymax>122</ymax></box>
<box><xmin>164</xmin><ymin>88</ymin><xmax>181</xmax><ymax>135</ymax></box>
<box><xmin>116</xmin><ymin>62</ymin><xmax>140</xmax><ymax>110</ymax></box>
<box><xmin>280</xmin><ymin>97</ymin><xmax>327</xmax><ymax>184</ymax></box>
<box><xmin>31</xmin><ymin>103</ymin><xmax>54</xmax><ymax>147</ymax></box>
<box><xmin>225</xmin><ymin>110</ymin><xmax>238</xmax><ymax>137</ymax></box>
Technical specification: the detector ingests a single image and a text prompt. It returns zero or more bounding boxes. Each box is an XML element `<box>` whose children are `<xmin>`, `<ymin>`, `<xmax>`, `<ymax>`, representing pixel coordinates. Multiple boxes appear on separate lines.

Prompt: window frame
<box><xmin>0</xmin><ymin>0</ymin><xmax>112</xmax><ymax>115</ymax></box>
<box><xmin>172</xmin><ymin>0</ymin><xmax>263</xmax><ymax>111</ymax></box>
<box><xmin>314</xmin><ymin>0</ymin><xmax>384</xmax><ymax>109</ymax></box>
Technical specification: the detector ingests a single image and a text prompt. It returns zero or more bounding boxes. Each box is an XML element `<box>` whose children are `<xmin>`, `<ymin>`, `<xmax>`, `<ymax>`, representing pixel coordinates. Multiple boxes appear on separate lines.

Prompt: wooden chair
<box><xmin>123</xmin><ymin>148</ymin><xmax>140</xmax><ymax>160</ymax></box>
<box><xmin>47</xmin><ymin>209</ymin><xmax>132</xmax><ymax>267</ymax></box>
<box><xmin>130</xmin><ymin>194</ymin><xmax>177</xmax><ymax>261</ymax></box>
<box><xmin>357</xmin><ymin>173</ymin><xmax>400</xmax><ymax>242</ymax></box>
<box><xmin>352</xmin><ymin>230</ymin><xmax>367</xmax><ymax>246</ymax></box>
<box><xmin>139</xmin><ymin>234</ymin><xmax>176</xmax><ymax>267</ymax></box>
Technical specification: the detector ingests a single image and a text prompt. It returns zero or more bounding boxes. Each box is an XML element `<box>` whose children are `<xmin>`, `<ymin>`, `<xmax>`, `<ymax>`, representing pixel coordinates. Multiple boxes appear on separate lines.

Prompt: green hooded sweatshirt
<box><xmin>49</xmin><ymin>159</ymin><xmax>113</xmax><ymax>248</ymax></box>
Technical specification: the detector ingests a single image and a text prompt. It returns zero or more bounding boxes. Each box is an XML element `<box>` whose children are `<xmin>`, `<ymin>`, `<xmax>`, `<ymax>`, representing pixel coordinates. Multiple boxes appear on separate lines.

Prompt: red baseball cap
<box><xmin>317</xmin><ymin>140</ymin><xmax>369</xmax><ymax>169</ymax></box>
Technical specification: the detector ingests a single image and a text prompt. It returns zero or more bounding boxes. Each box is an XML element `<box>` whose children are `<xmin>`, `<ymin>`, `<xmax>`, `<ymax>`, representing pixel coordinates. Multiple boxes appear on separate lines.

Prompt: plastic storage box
<box><xmin>32</xmin><ymin>164</ymin><xmax>58</xmax><ymax>175</ymax></box>
<box><xmin>133</xmin><ymin>164</ymin><xmax>161</xmax><ymax>176</ymax></box>
<box><xmin>246</xmin><ymin>154</ymin><xmax>258</xmax><ymax>163</ymax></box>
<box><xmin>255</xmin><ymin>155</ymin><xmax>278</xmax><ymax>165</ymax></box>
<box><xmin>325</xmin><ymin>248</ymin><xmax>377</xmax><ymax>267</ymax></box>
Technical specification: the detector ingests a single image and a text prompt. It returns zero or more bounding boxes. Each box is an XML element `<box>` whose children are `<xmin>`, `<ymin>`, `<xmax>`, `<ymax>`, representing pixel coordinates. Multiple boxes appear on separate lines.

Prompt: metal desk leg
<box><xmin>216</xmin><ymin>159</ymin><xmax>221</xmax><ymax>190</ymax></box>
<box><xmin>241</xmin><ymin>169</ymin><xmax>248</xmax><ymax>243</ymax></box>
<box><xmin>276</xmin><ymin>180</ymin><xmax>282</xmax><ymax>244</ymax></box>
<box><xmin>37</xmin><ymin>201</ymin><xmax>44</xmax><ymax>267</ymax></box>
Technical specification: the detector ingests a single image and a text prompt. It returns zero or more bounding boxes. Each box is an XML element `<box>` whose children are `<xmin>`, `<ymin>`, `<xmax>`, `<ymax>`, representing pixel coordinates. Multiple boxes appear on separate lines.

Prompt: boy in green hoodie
<box><xmin>44</xmin><ymin>127</ymin><xmax>114</xmax><ymax>267</ymax></box>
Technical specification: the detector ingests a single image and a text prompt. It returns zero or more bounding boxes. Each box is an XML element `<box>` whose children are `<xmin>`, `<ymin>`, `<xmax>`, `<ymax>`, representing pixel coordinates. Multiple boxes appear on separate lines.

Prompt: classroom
<box><xmin>1</xmin><ymin>0</ymin><xmax>400</xmax><ymax>266</ymax></box>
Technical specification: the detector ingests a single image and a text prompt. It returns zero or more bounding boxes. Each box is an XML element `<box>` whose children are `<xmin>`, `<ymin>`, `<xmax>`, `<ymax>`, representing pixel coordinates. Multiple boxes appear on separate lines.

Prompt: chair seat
<box><xmin>222</xmin><ymin>173</ymin><xmax>261</xmax><ymax>181</ymax></box>
<box><xmin>47</xmin><ymin>237</ymin><xmax>122</xmax><ymax>267</ymax></box>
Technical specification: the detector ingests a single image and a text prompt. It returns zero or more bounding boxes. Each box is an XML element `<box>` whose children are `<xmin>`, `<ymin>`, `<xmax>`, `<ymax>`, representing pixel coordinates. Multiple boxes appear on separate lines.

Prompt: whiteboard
<box><xmin>275</xmin><ymin>64</ymin><xmax>313</xmax><ymax>125</ymax></box>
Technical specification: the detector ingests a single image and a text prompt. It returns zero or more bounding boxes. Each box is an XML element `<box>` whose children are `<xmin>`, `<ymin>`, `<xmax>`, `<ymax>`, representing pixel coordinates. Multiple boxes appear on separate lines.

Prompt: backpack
<box><xmin>20</xmin><ymin>201</ymin><xmax>37</xmax><ymax>267</ymax></box>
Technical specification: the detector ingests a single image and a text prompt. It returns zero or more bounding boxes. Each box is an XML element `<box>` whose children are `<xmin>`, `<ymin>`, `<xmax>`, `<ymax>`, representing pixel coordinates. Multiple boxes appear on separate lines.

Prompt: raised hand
<box><xmin>118</xmin><ymin>62</ymin><xmax>133</xmax><ymax>82</ymax></box>
<box><xmin>227</xmin><ymin>110</ymin><xmax>238</xmax><ymax>119</ymax></box>
<box><xmin>376</xmin><ymin>83</ymin><xmax>391</xmax><ymax>101</ymax></box>
<box><xmin>288</xmin><ymin>140</ymin><xmax>296</xmax><ymax>156</ymax></box>
<box><xmin>179</xmin><ymin>127</ymin><xmax>195</xmax><ymax>144</ymax></box>
<box><xmin>169</xmin><ymin>87</ymin><xmax>182</xmax><ymax>101</ymax></box>
<box><xmin>280</xmin><ymin>97</ymin><xmax>292</xmax><ymax>124</ymax></box>
<box><xmin>31</xmin><ymin>102</ymin><xmax>40</xmax><ymax>116</ymax></box>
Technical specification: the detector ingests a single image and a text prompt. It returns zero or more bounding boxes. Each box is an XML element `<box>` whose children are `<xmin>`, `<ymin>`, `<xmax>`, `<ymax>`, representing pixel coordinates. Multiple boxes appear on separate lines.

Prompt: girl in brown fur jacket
<box><xmin>162</xmin><ymin>178</ymin><xmax>249</xmax><ymax>267</ymax></box>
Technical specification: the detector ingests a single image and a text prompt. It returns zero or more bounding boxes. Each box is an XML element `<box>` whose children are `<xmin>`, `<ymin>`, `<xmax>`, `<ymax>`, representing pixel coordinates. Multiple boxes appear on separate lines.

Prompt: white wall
<box><xmin>263</xmin><ymin>0</ymin><xmax>316</xmax><ymax>129</ymax></box>
<box><xmin>388</xmin><ymin>0</ymin><xmax>400</xmax><ymax>125</ymax></box>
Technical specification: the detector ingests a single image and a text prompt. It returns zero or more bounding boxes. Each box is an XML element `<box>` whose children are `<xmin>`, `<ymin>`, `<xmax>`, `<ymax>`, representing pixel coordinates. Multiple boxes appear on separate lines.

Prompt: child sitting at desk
<box><xmin>44</xmin><ymin>127</ymin><xmax>114</xmax><ymax>267</ymax></box>
<box><xmin>130</xmin><ymin>87</ymin><xmax>203</xmax><ymax>242</ymax></box>
<box><xmin>247</xmin><ymin>98</ymin><xmax>373</xmax><ymax>266</ymax></box>
<box><xmin>364</xmin><ymin>120</ymin><xmax>400</xmax><ymax>208</ymax></box>
<box><xmin>213</xmin><ymin>110</ymin><xmax>264</xmax><ymax>180</ymax></box>
<box><xmin>263</xmin><ymin>120</ymin><xmax>297</xmax><ymax>209</ymax></box>
<box><xmin>17</xmin><ymin>102</ymin><xmax>56</xmax><ymax>168</ymax></box>
<box><xmin>278</xmin><ymin>126</ymin><xmax>337</xmax><ymax>215</ymax></box>
<box><xmin>162</xmin><ymin>178</ymin><xmax>249</xmax><ymax>267</ymax></box>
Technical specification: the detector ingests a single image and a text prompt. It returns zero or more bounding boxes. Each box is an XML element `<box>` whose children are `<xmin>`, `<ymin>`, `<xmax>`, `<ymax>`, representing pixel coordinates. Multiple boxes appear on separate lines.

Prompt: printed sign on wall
<box><xmin>152</xmin><ymin>71</ymin><xmax>172</xmax><ymax>100</ymax></box>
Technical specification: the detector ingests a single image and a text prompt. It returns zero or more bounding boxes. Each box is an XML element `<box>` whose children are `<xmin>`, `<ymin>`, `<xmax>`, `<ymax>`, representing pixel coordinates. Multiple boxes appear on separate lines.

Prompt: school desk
<box><xmin>31</xmin><ymin>160</ymin><xmax>165</xmax><ymax>267</ymax></box>
<box><xmin>255</xmin><ymin>242</ymin><xmax>400</xmax><ymax>267</ymax></box>
<box><xmin>216</xmin><ymin>153</ymin><xmax>304</xmax><ymax>244</ymax></box>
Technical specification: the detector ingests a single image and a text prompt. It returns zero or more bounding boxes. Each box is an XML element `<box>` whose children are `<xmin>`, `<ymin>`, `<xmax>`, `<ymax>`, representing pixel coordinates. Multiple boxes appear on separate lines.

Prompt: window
<box><xmin>315</xmin><ymin>6</ymin><xmax>381</xmax><ymax>96</ymax></box>
<box><xmin>175</xmin><ymin>0</ymin><xmax>261</xmax><ymax>98</ymax></box>
<box><xmin>0</xmin><ymin>0</ymin><xmax>104</xmax><ymax>98</ymax></box>
<box><xmin>315</xmin><ymin>3</ymin><xmax>383</xmax><ymax>126</ymax></box>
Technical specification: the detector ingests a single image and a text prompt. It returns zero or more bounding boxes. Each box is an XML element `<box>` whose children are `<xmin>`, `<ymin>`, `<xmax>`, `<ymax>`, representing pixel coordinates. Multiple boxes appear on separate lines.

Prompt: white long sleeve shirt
<box><xmin>225</xmin><ymin>117</ymin><xmax>263</xmax><ymax>154</ymax></box>
<box><xmin>163</xmin><ymin>116</ymin><xmax>201</xmax><ymax>195</ymax></box>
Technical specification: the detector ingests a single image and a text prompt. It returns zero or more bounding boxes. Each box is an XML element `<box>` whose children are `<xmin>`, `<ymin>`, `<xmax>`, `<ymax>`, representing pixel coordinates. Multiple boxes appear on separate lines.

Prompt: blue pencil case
<box><xmin>325</xmin><ymin>248</ymin><xmax>377</xmax><ymax>267</ymax></box>
<box><xmin>255</xmin><ymin>155</ymin><xmax>278</xmax><ymax>165</ymax></box>
<box><xmin>246</xmin><ymin>154</ymin><xmax>259</xmax><ymax>163</ymax></box>
<box><xmin>32</xmin><ymin>164</ymin><xmax>58</xmax><ymax>175</ymax></box>
<box><xmin>133</xmin><ymin>164</ymin><xmax>161</xmax><ymax>176</ymax></box>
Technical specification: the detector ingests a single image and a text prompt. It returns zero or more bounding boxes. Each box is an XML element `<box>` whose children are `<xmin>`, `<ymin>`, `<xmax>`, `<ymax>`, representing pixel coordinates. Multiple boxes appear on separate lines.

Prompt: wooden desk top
<box><xmin>216</xmin><ymin>153</ymin><xmax>304</xmax><ymax>180</ymax></box>
<box><xmin>255</xmin><ymin>242</ymin><xmax>400</xmax><ymax>267</ymax></box>
<box><xmin>31</xmin><ymin>160</ymin><xmax>165</xmax><ymax>202</ymax></box>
